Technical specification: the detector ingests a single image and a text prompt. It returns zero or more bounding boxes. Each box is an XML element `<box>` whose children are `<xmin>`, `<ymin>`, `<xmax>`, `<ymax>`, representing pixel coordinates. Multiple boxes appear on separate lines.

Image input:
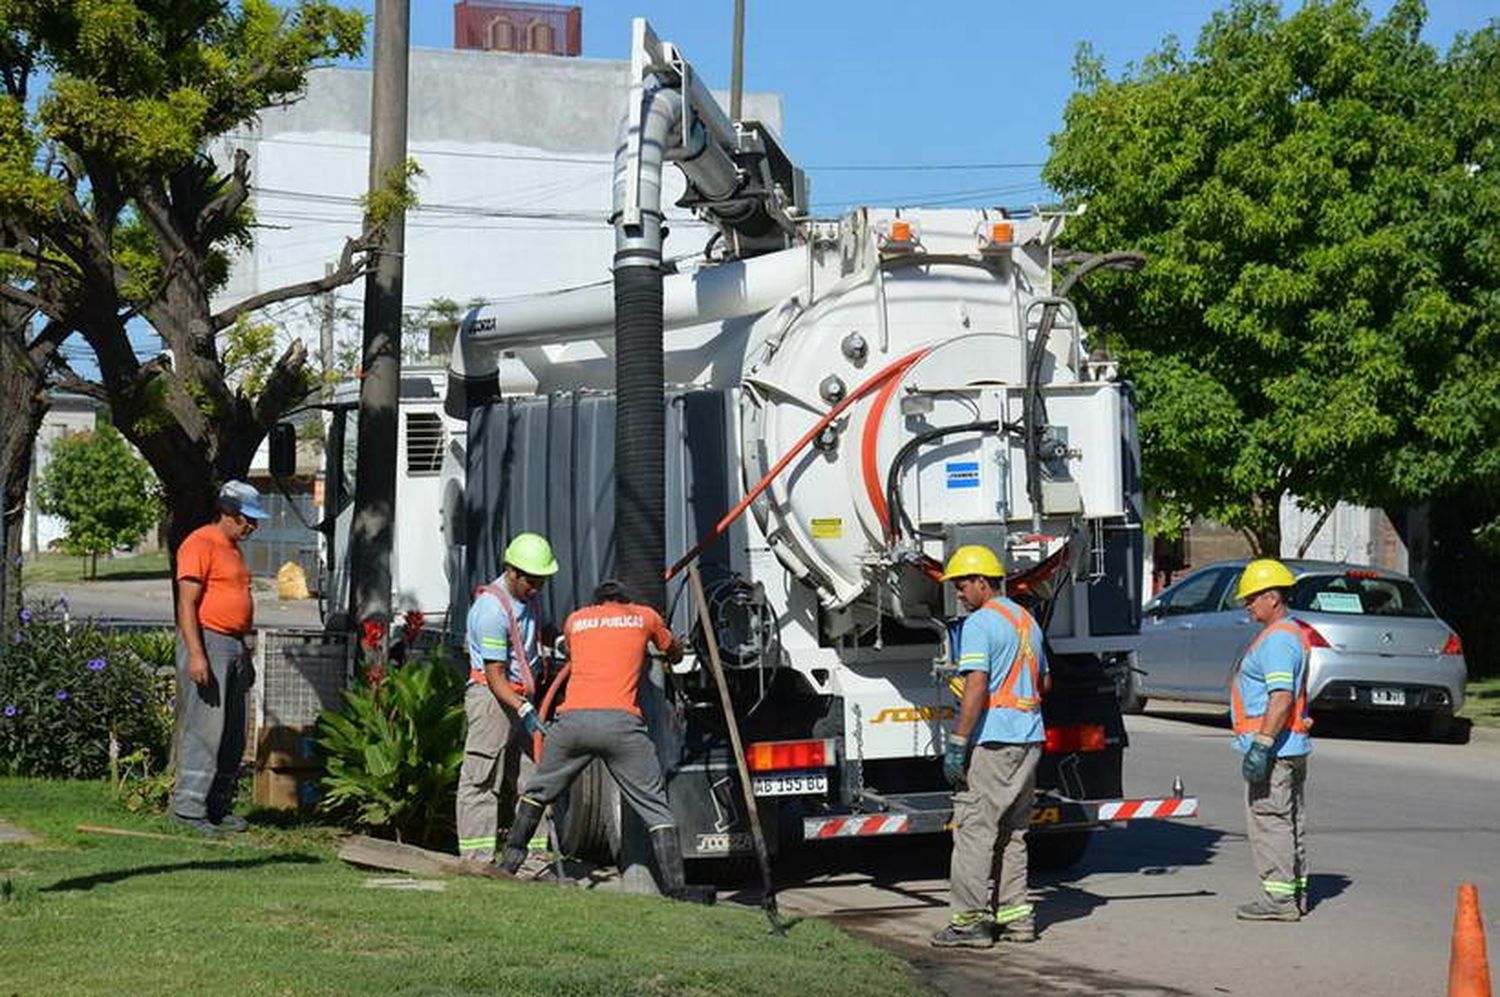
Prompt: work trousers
<box><xmin>172</xmin><ymin>629</ymin><xmax>254</xmax><ymax>820</ymax></box>
<box><xmin>520</xmin><ymin>709</ymin><xmax>675</xmax><ymax>831</ymax></box>
<box><xmin>949</xmin><ymin>742</ymin><xmax>1041</xmax><ymax>920</ymax></box>
<box><xmin>1245</xmin><ymin>754</ymin><xmax>1308</xmax><ymax>907</ymax></box>
<box><xmin>456</xmin><ymin>684</ymin><xmax>535</xmax><ymax>861</ymax></box>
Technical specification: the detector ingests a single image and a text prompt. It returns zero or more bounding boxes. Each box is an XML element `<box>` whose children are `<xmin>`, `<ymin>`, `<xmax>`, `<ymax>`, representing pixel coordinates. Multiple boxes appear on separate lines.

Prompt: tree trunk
<box><xmin>0</xmin><ymin>320</ymin><xmax>54</xmax><ymax>629</ymax></box>
<box><xmin>1391</xmin><ymin>495</ymin><xmax>1499</xmax><ymax>678</ymax></box>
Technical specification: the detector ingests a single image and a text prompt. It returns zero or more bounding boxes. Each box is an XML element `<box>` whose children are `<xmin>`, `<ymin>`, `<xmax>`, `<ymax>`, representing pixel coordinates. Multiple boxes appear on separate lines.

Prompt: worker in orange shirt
<box><xmin>495</xmin><ymin>580</ymin><xmax>710</xmax><ymax>903</ymax></box>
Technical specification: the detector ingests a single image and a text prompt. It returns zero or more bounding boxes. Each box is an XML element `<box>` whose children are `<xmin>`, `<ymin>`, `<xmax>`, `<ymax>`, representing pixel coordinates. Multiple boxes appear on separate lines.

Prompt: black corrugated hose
<box><xmin>613</xmin><ymin>259</ymin><xmax>667</xmax><ymax>611</ymax></box>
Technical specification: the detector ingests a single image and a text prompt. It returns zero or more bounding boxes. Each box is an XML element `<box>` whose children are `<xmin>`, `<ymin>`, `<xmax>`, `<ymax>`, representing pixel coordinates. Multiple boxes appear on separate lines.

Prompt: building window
<box><xmin>485</xmin><ymin>15</ymin><xmax>515</xmax><ymax>50</ymax></box>
<box><xmin>528</xmin><ymin>19</ymin><xmax>554</xmax><ymax>53</ymax></box>
<box><xmin>405</xmin><ymin>412</ymin><xmax>445</xmax><ymax>476</ymax></box>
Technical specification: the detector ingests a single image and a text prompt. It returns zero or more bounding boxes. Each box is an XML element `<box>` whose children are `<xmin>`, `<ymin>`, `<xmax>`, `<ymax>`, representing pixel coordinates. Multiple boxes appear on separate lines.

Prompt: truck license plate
<box><xmin>1370</xmin><ymin>687</ymin><xmax>1406</xmax><ymax>706</ymax></box>
<box><xmin>752</xmin><ymin>770</ymin><xmax>828</xmax><ymax>797</ymax></box>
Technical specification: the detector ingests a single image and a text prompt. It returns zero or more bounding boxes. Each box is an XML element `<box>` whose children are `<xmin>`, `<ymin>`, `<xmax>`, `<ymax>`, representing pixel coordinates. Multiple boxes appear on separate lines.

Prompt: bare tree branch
<box><xmin>26</xmin><ymin>318</ymin><xmax>71</xmax><ymax>359</ymax></box>
<box><xmin>48</xmin><ymin>359</ymin><xmax>110</xmax><ymax>402</ymax></box>
<box><xmin>212</xmin><ymin>234</ymin><xmax>374</xmax><ymax>331</ymax></box>
<box><xmin>197</xmin><ymin>148</ymin><xmax>252</xmax><ymax>241</ymax></box>
<box><xmin>0</xmin><ymin>281</ymin><xmax>64</xmax><ymax>322</ymax></box>
<box><xmin>253</xmin><ymin>338</ymin><xmax>311</xmax><ymax>426</ymax></box>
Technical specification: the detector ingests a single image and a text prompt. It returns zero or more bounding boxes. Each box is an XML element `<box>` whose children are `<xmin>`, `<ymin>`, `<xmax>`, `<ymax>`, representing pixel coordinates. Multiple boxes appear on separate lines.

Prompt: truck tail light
<box><xmin>1294</xmin><ymin>619</ymin><xmax>1331</xmax><ymax>648</ymax></box>
<box><xmin>746</xmin><ymin>738</ymin><xmax>835</xmax><ymax>772</ymax></box>
<box><xmin>1044</xmin><ymin>724</ymin><xmax>1108</xmax><ymax>754</ymax></box>
<box><xmin>1442</xmin><ymin>632</ymin><xmax>1463</xmax><ymax>656</ymax></box>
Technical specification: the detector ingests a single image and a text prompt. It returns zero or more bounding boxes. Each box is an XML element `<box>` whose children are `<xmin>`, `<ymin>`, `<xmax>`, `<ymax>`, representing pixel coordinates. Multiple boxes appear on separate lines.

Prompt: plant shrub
<box><xmin>0</xmin><ymin>604</ymin><xmax>175</xmax><ymax>779</ymax></box>
<box><xmin>316</xmin><ymin>651</ymin><xmax>466</xmax><ymax>847</ymax></box>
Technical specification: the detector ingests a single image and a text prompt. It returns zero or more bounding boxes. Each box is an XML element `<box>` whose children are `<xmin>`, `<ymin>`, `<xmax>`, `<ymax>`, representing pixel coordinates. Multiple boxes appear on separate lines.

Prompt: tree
<box><xmin>35</xmin><ymin>422</ymin><xmax>160</xmax><ymax>578</ymax></box>
<box><xmin>1044</xmin><ymin>0</ymin><xmax>1500</xmax><ymax>555</ymax></box>
<box><xmin>0</xmin><ymin>0</ymin><xmax>387</xmax><ymax>558</ymax></box>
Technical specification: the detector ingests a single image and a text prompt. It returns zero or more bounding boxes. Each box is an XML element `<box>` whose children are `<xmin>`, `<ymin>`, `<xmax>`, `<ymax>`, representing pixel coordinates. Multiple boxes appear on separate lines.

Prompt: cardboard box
<box><xmin>253</xmin><ymin>765</ymin><xmax>324</xmax><ymax>811</ymax></box>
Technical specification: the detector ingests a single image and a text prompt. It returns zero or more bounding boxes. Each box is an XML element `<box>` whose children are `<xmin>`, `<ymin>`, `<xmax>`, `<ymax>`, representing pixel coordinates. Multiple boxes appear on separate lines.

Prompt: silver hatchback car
<box><xmin>1132</xmin><ymin>559</ymin><xmax>1467</xmax><ymax>739</ymax></box>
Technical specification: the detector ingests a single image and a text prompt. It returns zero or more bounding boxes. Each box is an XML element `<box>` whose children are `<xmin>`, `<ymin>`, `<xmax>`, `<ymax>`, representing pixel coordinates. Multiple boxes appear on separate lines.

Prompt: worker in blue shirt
<box><xmin>931</xmin><ymin>545</ymin><xmax>1049</xmax><ymax>949</ymax></box>
<box><xmin>1230</xmin><ymin>558</ymin><xmax>1313</xmax><ymax>922</ymax></box>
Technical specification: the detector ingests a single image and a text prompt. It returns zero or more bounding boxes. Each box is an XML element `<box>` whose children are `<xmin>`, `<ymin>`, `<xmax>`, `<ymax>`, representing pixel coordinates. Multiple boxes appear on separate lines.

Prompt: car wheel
<box><xmin>1427</xmin><ymin>710</ymin><xmax>1455</xmax><ymax>743</ymax></box>
<box><xmin>1118</xmin><ymin>657</ymin><xmax>1148</xmax><ymax>715</ymax></box>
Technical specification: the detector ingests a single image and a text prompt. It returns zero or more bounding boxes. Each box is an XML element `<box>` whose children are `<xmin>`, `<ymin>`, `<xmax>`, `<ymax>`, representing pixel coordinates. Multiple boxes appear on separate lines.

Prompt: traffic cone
<box><xmin>1449</xmin><ymin>883</ymin><xmax>1493</xmax><ymax>997</ymax></box>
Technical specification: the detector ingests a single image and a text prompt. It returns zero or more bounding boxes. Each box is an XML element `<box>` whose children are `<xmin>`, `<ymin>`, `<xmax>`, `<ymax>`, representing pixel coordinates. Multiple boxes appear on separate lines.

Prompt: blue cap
<box><xmin>219</xmin><ymin>480</ymin><xmax>268</xmax><ymax>520</ymax></box>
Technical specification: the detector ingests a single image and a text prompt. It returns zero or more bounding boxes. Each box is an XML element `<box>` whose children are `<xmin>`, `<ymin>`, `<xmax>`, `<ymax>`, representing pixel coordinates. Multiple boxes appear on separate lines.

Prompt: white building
<box><xmin>23</xmin><ymin>395</ymin><xmax>105</xmax><ymax>554</ymax></box>
<box><xmin>213</xmin><ymin>46</ymin><xmax>783</xmax><ymax>361</ymax></box>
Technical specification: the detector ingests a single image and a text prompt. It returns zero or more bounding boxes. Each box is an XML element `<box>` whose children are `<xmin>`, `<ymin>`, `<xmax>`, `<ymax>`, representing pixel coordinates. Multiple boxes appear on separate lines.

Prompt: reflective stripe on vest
<box><xmin>980</xmin><ymin>599</ymin><xmax>1042</xmax><ymax>713</ymax></box>
<box><xmin>1230</xmin><ymin>619</ymin><xmax>1313</xmax><ymax>735</ymax></box>
<box><xmin>469</xmin><ymin>584</ymin><xmax>537</xmax><ymax>697</ymax></box>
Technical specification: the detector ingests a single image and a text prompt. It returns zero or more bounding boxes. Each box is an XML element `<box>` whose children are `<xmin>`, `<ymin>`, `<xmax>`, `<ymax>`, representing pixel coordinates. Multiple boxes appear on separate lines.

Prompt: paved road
<box><xmin>765</xmin><ymin>708</ymin><xmax>1500</xmax><ymax>996</ymax></box>
<box><xmin>25</xmin><ymin>576</ymin><xmax>323</xmax><ymax>630</ymax></box>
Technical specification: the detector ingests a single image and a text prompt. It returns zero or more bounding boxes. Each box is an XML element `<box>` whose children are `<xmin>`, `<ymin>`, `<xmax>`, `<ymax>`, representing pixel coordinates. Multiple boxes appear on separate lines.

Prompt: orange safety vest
<box><xmin>980</xmin><ymin>599</ymin><xmax>1042</xmax><ymax>713</ymax></box>
<box><xmin>1230</xmin><ymin>619</ymin><xmax>1313</xmax><ymax>736</ymax></box>
<box><xmin>468</xmin><ymin>583</ymin><xmax>537</xmax><ymax>698</ymax></box>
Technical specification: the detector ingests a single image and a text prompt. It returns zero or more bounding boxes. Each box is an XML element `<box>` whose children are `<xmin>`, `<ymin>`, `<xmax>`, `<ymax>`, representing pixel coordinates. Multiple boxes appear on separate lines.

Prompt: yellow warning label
<box><xmin>810</xmin><ymin>517</ymin><xmax>843</xmax><ymax>539</ymax></box>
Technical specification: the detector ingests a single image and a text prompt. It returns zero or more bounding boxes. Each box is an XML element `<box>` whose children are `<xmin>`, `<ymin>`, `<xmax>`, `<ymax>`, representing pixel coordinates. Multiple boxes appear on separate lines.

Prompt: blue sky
<box><xmin>336</xmin><ymin>0</ymin><xmax>1496</xmax><ymax>212</ymax></box>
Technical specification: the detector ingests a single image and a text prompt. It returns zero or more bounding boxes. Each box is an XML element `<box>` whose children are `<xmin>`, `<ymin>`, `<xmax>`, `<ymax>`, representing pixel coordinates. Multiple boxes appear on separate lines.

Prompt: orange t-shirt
<box><xmin>559</xmin><ymin>602</ymin><xmax>674</xmax><ymax>716</ymax></box>
<box><xmin>176</xmin><ymin>523</ymin><xmax>254</xmax><ymax>636</ymax></box>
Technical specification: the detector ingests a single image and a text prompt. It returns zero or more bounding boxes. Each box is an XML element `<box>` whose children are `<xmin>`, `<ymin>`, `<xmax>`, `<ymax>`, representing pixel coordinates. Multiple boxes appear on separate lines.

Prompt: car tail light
<box><xmin>1044</xmin><ymin>724</ymin><xmax>1109</xmax><ymax>754</ymax></box>
<box><xmin>746</xmin><ymin>738</ymin><xmax>834</xmax><ymax>772</ymax></box>
<box><xmin>1294</xmin><ymin>619</ymin><xmax>1331</xmax><ymax>648</ymax></box>
<box><xmin>1442</xmin><ymin>632</ymin><xmax>1463</xmax><ymax>656</ymax></box>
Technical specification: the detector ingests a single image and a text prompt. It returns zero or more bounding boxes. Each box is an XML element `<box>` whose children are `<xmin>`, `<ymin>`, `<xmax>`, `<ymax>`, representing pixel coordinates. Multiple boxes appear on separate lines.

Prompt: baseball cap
<box><xmin>219</xmin><ymin>480</ymin><xmax>268</xmax><ymax>520</ymax></box>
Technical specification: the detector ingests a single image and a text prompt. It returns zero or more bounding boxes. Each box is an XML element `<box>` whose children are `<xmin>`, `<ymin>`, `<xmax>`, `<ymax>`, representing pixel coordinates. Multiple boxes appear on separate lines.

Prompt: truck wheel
<box><xmin>553</xmin><ymin>759</ymin><xmax>621</xmax><ymax>863</ymax></box>
<box><xmin>1027</xmin><ymin>830</ymin><xmax>1092</xmax><ymax>871</ymax></box>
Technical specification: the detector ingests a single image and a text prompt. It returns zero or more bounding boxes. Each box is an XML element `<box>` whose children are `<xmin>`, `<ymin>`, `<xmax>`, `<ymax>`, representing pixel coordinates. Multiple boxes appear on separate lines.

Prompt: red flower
<box><xmin>403</xmin><ymin>609</ymin><xmax>426</xmax><ymax>639</ymax></box>
<box><xmin>360</xmin><ymin>618</ymin><xmax>387</xmax><ymax>650</ymax></box>
<box><xmin>366</xmin><ymin>664</ymin><xmax>386</xmax><ymax>686</ymax></box>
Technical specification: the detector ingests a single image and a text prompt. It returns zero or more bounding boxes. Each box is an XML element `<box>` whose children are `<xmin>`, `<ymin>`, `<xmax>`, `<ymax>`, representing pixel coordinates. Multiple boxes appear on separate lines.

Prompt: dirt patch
<box><xmin>0</xmin><ymin>820</ymin><xmax>40</xmax><ymax>844</ymax></box>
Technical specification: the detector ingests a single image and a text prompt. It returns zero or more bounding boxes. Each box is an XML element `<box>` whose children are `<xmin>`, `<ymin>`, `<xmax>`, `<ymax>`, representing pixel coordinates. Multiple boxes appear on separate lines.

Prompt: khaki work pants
<box><xmin>1245</xmin><ymin>754</ymin><xmax>1308</xmax><ymax>907</ymax></box>
<box><xmin>949</xmin><ymin>742</ymin><xmax>1041</xmax><ymax>919</ymax></box>
<box><xmin>456</xmin><ymin>684</ymin><xmax>535</xmax><ymax>861</ymax></box>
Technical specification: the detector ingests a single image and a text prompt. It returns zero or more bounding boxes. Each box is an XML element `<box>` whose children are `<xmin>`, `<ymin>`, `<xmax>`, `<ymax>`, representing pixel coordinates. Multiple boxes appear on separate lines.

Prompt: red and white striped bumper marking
<box><xmin>806</xmin><ymin>814</ymin><xmax>911</xmax><ymax>838</ymax></box>
<box><xmin>1095</xmin><ymin>797</ymin><xmax>1199</xmax><ymax>821</ymax></box>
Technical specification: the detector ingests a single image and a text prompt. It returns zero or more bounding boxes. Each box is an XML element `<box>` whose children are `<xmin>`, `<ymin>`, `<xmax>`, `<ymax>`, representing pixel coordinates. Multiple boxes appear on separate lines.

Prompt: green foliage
<box><xmin>222</xmin><ymin>313</ymin><xmax>280</xmax><ymax>398</ymax></box>
<box><xmin>361</xmin><ymin>157</ymin><xmax>424</xmax><ymax>227</ymax></box>
<box><xmin>0</xmin><ymin>608</ymin><xmax>174</xmax><ymax>779</ymax></box>
<box><xmin>315</xmin><ymin>653</ymin><xmax>466</xmax><ymax>847</ymax></box>
<box><xmin>1045</xmin><ymin>0</ymin><xmax>1500</xmax><ymax>551</ymax></box>
<box><xmin>35</xmin><ymin>423</ymin><xmax>160</xmax><ymax>569</ymax></box>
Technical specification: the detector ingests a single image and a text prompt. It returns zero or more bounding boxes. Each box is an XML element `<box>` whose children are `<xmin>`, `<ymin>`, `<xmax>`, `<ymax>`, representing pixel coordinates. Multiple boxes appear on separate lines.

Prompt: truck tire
<box><xmin>553</xmin><ymin>759</ymin><xmax>621</xmax><ymax>863</ymax></box>
<box><xmin>1027</xmin><ymin>830</ymin><xmax>1092</xmax><ymax>871</ymax></box>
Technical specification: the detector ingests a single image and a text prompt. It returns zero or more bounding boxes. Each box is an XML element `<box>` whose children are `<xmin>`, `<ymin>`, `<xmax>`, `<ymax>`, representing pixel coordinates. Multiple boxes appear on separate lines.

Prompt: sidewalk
<box><xmin>24</xmin><ymin>576</ymin><xmax>323</xmax><ymax>630</ymax></box>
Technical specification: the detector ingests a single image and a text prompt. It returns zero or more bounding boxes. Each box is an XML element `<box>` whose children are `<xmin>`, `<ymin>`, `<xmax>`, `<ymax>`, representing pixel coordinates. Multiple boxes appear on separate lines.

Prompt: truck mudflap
<box><xmin>800</xmin><ymin>790</ymin><xmax>1199</xmax><ymax>840</ymax></box>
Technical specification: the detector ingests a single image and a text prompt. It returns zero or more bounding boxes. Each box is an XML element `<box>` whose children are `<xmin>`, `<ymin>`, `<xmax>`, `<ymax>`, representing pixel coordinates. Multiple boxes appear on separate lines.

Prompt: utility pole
<box><xmin>730</xmin><ymin>0</ymin><xmax>745</xmax><ymax>121</ymax></box>
<box><xmin>348</xmin><ymin>0</ymin><xmax>410</xmax><ymax>636</ymax></box>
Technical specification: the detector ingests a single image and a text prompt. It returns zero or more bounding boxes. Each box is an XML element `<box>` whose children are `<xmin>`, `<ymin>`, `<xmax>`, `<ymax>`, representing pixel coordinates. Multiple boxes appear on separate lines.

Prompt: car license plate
<box><xmin>1371</xmin><ymin>687</ymin><xmax>1406</xmax><ymax>707</ymax></box>
<box><xmin>752</xmin><ymin>770</ymin><xmax>828</xmax><ymax>797</ymax></box>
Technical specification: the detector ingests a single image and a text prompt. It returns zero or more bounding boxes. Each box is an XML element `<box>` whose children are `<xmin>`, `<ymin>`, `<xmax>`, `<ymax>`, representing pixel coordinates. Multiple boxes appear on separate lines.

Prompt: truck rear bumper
<box><xmin>801</xmin><ymin>790</ymin><xmax>1199</xmax><ymax>840</ymax></box>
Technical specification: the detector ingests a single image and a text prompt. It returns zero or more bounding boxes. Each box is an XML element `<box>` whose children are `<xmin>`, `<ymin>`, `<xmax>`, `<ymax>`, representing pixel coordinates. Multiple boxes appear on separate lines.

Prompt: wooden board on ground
<box><xmin>336</xmin><ymin>834</ymin><xmax>510</xmax><ymax>879</ymax></box>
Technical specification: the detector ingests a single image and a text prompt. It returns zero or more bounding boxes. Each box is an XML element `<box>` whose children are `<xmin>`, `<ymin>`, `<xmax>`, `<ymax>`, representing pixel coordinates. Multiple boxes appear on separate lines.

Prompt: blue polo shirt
<box><xmin>1233</xmin><ymin>624</ymin><xmax>1311</xmax><ymax>758</ymax></box>
<box><xmin>465</xmin><ymin>581</ymin><xmax>540</xmax><ymax>690</ymax></box>
<box><xmin>956</xmin><ymin>598</ymin><xmax>1047</xmax><ymax>745</ymax></box>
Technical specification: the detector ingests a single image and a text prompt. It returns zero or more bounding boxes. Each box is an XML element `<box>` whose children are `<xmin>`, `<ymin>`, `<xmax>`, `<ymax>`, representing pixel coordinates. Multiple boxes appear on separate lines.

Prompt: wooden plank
<box><xmin>336</xmin><ymin>834</ymin><xmax>511</xmax><ymax>880</ymax></box>
<box><xmin>75</xmin><ymin>824</ymin><xmax>237</xmax><ymax>848</ymax></box>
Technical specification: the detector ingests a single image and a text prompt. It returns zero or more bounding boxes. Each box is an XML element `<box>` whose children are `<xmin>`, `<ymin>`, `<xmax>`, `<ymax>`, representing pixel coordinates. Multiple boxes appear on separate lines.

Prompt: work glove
<box><xmin>943</xmin><ymin>734</ymin><xmax>970</xmax><ymax>790</ymax></box>
<box><xmin>517</xmin><ymin>700</ymin><xmax>545</xmax><ymax>738</ymax></box>
<box><xmin>1241</xmin><ymin>737</ymin><xmax>1273</xmax><ymax>784</ymax></box>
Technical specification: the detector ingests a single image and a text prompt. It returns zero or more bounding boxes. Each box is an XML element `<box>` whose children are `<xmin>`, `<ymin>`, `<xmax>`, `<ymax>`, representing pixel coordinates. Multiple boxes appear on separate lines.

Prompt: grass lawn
<box><xmin>20</xmin><ymin>550</ymin><xmax>170</xmax><ymax>584</ymax></box>
<box><xmin>0</xmin><ymin>779</ymin><xmax>923</xmax><ymax>997</ymax></box>
<box><xmin>1460</xmin><ymin>676</ymin><xmax>1500</xmax><ymax>729</ymax></box>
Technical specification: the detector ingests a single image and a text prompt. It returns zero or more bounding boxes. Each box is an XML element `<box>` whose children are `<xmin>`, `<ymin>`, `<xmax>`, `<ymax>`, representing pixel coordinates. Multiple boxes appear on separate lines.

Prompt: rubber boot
<box><xmin>648</xmin><ymin>826</ymin><xmax>715</xmax><ymax>905</ymax></box>
<box><xmin>497</xmin><ymin>799</ymin><xmax>545</xmax><ymax>874</ymax></box>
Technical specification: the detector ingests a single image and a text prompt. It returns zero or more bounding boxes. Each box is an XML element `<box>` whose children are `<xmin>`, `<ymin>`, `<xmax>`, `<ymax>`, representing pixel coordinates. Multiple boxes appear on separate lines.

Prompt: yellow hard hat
<box><xmin>942</xmin><ymin>545</ymin><xmax>1005</xmax><ymax>580</ymax></box>
<box><xmin>504</xmin><ymin>532</ymin><xmax>559</xmax><ymax>576</ymax></box>
<box><xmin>1235</xmin><ymin>558</ymin><xmax>1295</xmax><ymax>600</ymax></box>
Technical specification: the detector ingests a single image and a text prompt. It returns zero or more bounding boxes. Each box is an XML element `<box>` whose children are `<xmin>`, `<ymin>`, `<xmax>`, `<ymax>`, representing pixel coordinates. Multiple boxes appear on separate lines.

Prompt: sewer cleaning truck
<box><xmin>434</xmin><ymin>18</ymin><xmax>1197</xmax><ymax>868</ymax></box>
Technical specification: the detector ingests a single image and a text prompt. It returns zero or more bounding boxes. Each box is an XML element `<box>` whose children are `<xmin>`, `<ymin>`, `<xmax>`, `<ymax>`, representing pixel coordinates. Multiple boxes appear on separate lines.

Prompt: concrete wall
<box><xmin>212</xmin><ymin>47</ymin><xmax>785</xmax><ymax>358</ymax></box>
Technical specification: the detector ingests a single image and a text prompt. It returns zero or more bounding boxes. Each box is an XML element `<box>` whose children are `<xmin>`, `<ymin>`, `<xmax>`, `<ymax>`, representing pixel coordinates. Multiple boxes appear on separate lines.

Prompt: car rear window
<box><xmin>1288</xmin><ymin>574</ymin><xmax>1433</xmax><ymax>618</ymax></box>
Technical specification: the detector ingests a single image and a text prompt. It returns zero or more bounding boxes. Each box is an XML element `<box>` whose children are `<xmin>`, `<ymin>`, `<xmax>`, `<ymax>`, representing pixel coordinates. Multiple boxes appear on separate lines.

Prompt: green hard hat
<box><xmin>504</xmin><ymin>532</ymin><xmax>559</xmax><ymax>576</ymax></box>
